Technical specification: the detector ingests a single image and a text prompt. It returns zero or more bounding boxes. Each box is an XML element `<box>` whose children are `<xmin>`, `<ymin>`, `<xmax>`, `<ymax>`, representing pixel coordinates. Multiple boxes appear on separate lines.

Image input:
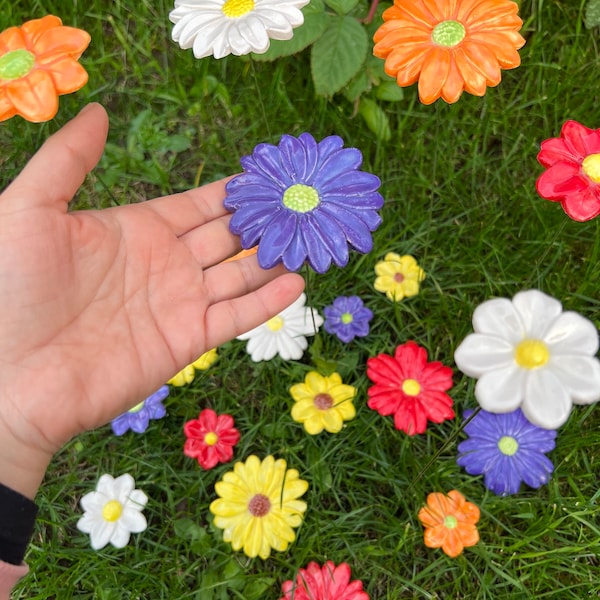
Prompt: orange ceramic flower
<box><xmin>373</xmin><ymin>0</ymin><xmax>525</xmax><ymax>105</ymax></box>
<box><xmin>417</xmin><ymin>490</ymin><xmax>480</xmax><ymax>557</ymax></box>
<box><xmin>0</xmin><ymin>15</ymin><xmax>90</xmax><ymax>122</ymax></box>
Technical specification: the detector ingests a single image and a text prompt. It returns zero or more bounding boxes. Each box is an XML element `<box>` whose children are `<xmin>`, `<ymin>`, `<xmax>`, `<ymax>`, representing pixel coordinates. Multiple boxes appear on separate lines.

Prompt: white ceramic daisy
<box><xmin>237</xmin><ymin>292</ymin><xmax>323</xmax><ymax>361</ymax></box>
<box><xmin>169</xmin><ymin>0</ymin><xmax>310</xmax><ymax>59</ymax></box>
<box><xmin>76</xmin><ymin>474</ymin><xmax>148</xmax><ymax>550</ymax></box>
<box><xmin>454</xmin><ymin>289</ymin><xmax>600</xmax><ymax>429</ymax></box>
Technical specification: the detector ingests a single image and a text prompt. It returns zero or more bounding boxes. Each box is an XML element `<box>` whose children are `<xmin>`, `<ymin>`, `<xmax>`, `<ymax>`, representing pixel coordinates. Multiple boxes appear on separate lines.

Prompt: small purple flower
<box><xmin>223</xmin><ymin>133</ymin><xmax>384</xmax><ymax>274</ymax></box>
<box><xmin>111</xmin><ymin>386</ymin><xmax>169</xmax><ymax>435</ymax></box>
<box><xmin>457</xmin><ymin>408</ymin><xmax>557</xmax><ymax>496</ymax></box>
<box><xmin>324</xmin><ymin>295</ymin><xmax>373</xmax><ymax>343</ymax></box>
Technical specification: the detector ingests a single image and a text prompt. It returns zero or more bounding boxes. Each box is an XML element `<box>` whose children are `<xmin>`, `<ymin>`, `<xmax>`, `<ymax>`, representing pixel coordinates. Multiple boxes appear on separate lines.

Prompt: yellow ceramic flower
<box><xmin>374</xmin><ymin>253</ymin><xmax>425</xmax><ymax>301</ymax></box>
<box><xmin>168</xmin><ymin>348</ymin><xmax>218</xmax><ymax>386</ymax></box>
<box><xmin>290</xmin><ymin>372</ymin><xmax>357</xmax><ymax>434</ymax></box>
<box><xmin>209</xmin><ymin>455</ymin><xmax>308</xmax><ymax>559</ymax></box>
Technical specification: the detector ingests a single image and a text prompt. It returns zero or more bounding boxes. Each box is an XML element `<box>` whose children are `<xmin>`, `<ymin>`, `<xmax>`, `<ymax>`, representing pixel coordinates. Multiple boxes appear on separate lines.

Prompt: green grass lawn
<box><xmin>1</xmin><ymin>0</ymin><xmax>599</xmax><ymax>598</ymax></box>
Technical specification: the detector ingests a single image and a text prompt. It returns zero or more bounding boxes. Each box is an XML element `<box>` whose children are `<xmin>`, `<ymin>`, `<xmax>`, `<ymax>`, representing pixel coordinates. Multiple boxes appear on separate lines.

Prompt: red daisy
<box><xmin>366</xmin><ymin>341</ymin><xmax>454</xmax><ymax>435</ymax></box>
<box><xmin>183</xmin><ymin>408</ymin><xmax>240</xmax><ymax>469</ymax></box>
<box><xmin>280</xmin><ymin>561</ymin><xmax>369</xmax><ymax>600</ymax></box>
<box><xmin>536</xmin><ymin>120</ymin><xmax>600</xmax><ymax>221</ymax></box>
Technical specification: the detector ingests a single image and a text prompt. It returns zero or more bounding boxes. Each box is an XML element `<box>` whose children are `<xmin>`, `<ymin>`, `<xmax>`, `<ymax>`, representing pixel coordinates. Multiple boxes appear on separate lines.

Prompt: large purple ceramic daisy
<box><xmin>111</xmin><ymin>385</ymin><xmax>169</xmax><ymax>435</ymax></box>
<box><xmin>324</xmin><ymin>295</ymin><xmax>373</xmax><ymax>343</ymax></box>
<box><xmin>223</xmin><ymin>133</ymin><xmax>384</xmax><ymax>274</ymax></box>
<box><xmin>457</xmin><ymin>408</ymin><xmax>557</xmax><ymax>496</ymax></box>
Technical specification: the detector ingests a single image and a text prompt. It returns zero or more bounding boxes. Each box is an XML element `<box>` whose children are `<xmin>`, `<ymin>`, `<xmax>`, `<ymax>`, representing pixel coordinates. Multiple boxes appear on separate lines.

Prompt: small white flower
<box><xmin>76</xmin><ymin>474</ymin><xmax>148</xmax><ymax>550</ymax></box>
<box><xmin>454</xmin><ymin>289</ymin><xmax>600</xmax><ymax>429</ymax></box>
<box><xmin>169</xmin><ymin>0</ymin><xmax>310</xmax><ymax>59</ymax></box>
<box><xmin>237</xmin><ymin>292</ymin><xmax>323</xmax><ymax>361</ymax></box>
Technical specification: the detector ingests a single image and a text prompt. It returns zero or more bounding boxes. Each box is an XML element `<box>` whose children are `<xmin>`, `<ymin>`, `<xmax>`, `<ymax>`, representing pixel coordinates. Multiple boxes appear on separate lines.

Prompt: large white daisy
<box><xmin>169</xmin><ymin>0</ymin><xmax>310</xmax><ymax>59</ymax></box>
<box><xmin>454</xmin><ymin>289</ymin><xmax>600</xmax><ymax>429</ymax></box>
<box><xmin>237</xmin><ymin>292</ymin><xmax>323</xmax><ymax>361</ymax></box>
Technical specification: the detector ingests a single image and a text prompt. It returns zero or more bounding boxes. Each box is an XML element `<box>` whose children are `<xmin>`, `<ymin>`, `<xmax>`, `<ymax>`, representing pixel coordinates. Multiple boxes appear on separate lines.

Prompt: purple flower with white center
<box><xmin>111</xmin><ymin>385</ymin><xmax>169</xmax><ymax>435</ymax></box>
<box><xmin>324</xmin><ymin>295</ymin><xmax>373</xmax><ymax>343</ymax></box>
<box><xmin>456</xmin><ymin>408</ymin><xmax>557</xmax><ymax>496</ymax></box>
<box><xmin>223</xmin><ymin>133</ymin><xmax>384</xmax><ymax>274</ymax></box>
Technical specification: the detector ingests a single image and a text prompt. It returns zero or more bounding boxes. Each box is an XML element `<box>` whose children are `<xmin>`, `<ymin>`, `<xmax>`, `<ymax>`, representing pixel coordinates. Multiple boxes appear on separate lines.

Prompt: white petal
<box><xmin>90</xmin><ymin>520</ymin><xmax>116</xmax><ymax>550</ymax></box>
<box><xmin>474</xmin><ymin>364</ymin><xmax>524</xmax><ymax>413</ymax></box>
<box><xmin>76</xmin><ymin>513</ymin><xmax>96</xmax><ymax>534</ymax></box>
<box><xmin>246</xmin><ymin>331</ymin><xmax>277</xmax><ymax>361</ymax></box>
<box><xmin>551</xmin><ymin>355</ymin><xmax>600</xmax><ymax>404</ymax></box>
<box><xmin>120</xmin><ymin>509</ymin><xmax>148</xmax><ymax>534</ymax></box>
<box><xmin>522</xmin><ymin>369</ymin><xmax>572</xmax><ymax>429</ymax></box>
<box><xmin>232</xmin><ymin>16</ymin><xmax>270</xmax><ymax>55</ymax></box>
<box><xmin>512</xmin><ymin>289</ymin><xmax>563</xmax><ymax>338</ymax></box>
<box><xmin>110</xmin><ymin>524</ymin><xmax>132</xmax><ymax>549</ymax></box>
<box><xmin>472</xmin><ymin>297</ymin><xmax>524</xmax><ymax>344</ymax></box>
<box><xmin>113</xmin><ymin>474</ymin><xmax>136</xmax><ymax>502</ymax></box>
<box><xmin>80</xmin><ymin>491</ymin><xmax>104</xmax><ymax>513</ymax></box>
<box><xmin>454</xmin><ymin>333</ymin><xmax>514</xmax><ymax>377</ymax></box>
<box><xmin>544</xmin><ymin>311</ymin><xmax>599</xmax><ymax>355</ymax></box>
<box><xmin>127</xmin><ymin>490</ymin><xmax>148</xmax><ymax>508</ymax></box>
<box><xmin>277</xmin><ymin>334</ymin><xmax>307</xmax><ymax>360</ymax></box>
<box><xmin>96</xmin><ymin>474</ymin><xmax>117</xmax><ymax>496</ymax></box>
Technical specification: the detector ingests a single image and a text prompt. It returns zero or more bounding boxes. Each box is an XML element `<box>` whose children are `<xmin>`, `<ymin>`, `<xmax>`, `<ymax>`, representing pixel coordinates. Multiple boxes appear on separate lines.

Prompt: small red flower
<box><xmin>536</xmin><ymin>120</ymin><xmax>600</xmax><ymax>221</ymax></box>
<box><xmin>280</xmin><ymin>561</ymin><xmax>369</xmax><ymax>600</ymax></box>
<box><xmin>183</xmin><ymin>408</ymin><xmax>240</xmax><ymax>470</ymax></box>
<box><xmin>366</xmin><ymin>341</ymin><xmax>454</xmax><ymax>435</ymax></box>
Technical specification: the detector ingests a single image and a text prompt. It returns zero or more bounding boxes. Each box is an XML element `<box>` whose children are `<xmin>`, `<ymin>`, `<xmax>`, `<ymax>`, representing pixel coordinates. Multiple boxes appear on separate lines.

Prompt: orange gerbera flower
<box><xmin>0</xmin><ymin>15</ymin><xmax>90</xmax><ymax>122</ymax></box>
<box><xmin>417</xmin><ymin>490</ymin><xmax>480</xmax><ymax>557</ymax></box>
<box><xmin>373</xmin><ymin>0</ymin><xmax>525</xmax><ymax>105</ymax></box>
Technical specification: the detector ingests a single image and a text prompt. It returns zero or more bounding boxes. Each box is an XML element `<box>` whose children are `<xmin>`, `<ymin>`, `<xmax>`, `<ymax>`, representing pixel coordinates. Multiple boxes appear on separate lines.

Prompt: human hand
<box><xmin>0</xmin><ymin>103</ymin><xmax>304</xmax><ymax>498</ymax></box>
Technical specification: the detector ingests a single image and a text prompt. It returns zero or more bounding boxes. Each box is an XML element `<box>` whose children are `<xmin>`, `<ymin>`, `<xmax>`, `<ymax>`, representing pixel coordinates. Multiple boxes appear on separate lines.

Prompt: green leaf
<box><xmin>358</xmin><ymin>97</ymin><xmax>391</xmax><ymax>141</ymax></box>
<box><xmin>585</xmin><ymin>0</ymin><xmax>600</xmax><ymax>28</ymax></box>
<box><xmin>324</xmin><ymin>0</ymin><xmax>360</xmax><ymax>15</ymax></box>
<box><xmin>375</xmin><ymin>80</ymin><xmax>404</xmax><ymax>102</ymax></box>
<box><xmin>311</xmin><ymin>16</ymin><xmax>368</xmax><ymax>96</ymax></box>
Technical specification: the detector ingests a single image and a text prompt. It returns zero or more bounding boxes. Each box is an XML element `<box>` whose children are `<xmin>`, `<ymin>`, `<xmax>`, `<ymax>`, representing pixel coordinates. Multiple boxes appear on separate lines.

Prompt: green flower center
<box><xmin>582</xmin><ymin>153</ymin><xmax>600</xmax><ymax>183</ymax></box>
<box><xmin>0</xmin><ymin>49</ymin><xmax>35</xmax><ymax>81</ymax></box>
<box><xmin>248</xmin><ymin>493</ymin><xmax>271</xmax><ymax>517</ymax></box>
<box><xmin>341</xmin><ymin>312</ymin><xmax>353</xmax><ymax>324</ymax></box>
<box><xmin>514</xmin><ymin>339</ymin><xmax>549</xmax><ymax>369</ymax></box>
<box><xmin>283</xmin><ymin>184</ymin><xmax>320</xmax><ymax>213</ymax></box>
<box><xmin>314</xmin><ymin>393</ymin><xmax>334</xmax><ymax>410</ymax></box>
<box><xmin>222</xmin><ymin>0</ymin><xmax>255</xmax><ymax>18</ymax></box>
<box><xmin>128</xmin><ymin>401</ymin><xmax>145</xmax><ymax>413</ymax></box>
<box><xmin>204</xmin><ymin>432</ymin><xmax>218</xmax><ymax>446</ymax></box>
<box><xmin>401</xmin><ymin>378</ymin><xmax>421</xmax><ymax>397</ymax></box>
<box><xmin>431</xmin><ymin>20</ymin><xmax>466</xmax><ymax>48</ymax></box>
<box><xmin>444</xmin><ymin>515</ymin><xmax>458</xmax><ymax>529</ymax></box>
<box><xmin>498</xmin><ymin>435</ymin><xmax>519</xmax><ymax>456</ymax></box>
<box><xmin>102</xmin><ymin>500</ymin><xmax>123</xmax><ymax>522</ymax></box>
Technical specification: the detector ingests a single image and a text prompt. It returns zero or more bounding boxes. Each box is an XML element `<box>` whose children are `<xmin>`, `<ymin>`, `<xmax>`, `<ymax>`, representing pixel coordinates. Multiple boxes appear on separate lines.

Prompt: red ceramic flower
<box><xmin>366</xmin><ymin>341</ymin><xmax>454</xmax><ymax>435</ymax></box>
<box><xmin>183</xmin><ymin>408</ymin><xmax>240</xmax><ymax>469</ymax></box>
<box><xmin>280</xmin><ymin>561</ymin><xmax>370</xmax><ymax>600</ymax></box>
<box><xmin>536</xmin><ymin>120</ymin><xmax>600</xmax><ymax>221</ymax></box>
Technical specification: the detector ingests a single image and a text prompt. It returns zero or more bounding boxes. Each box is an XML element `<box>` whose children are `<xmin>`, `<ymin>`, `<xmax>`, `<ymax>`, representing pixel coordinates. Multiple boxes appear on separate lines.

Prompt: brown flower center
<box><xmin>314</xmin><ymin>393</ymin><xmax>334</xmax><ymax>410</ymax></box>
<box><xmin>394</xmin><ymin>272</ymin><xmax>405</xmax><ymax>283</ymax></box>
<box><xmin>248</xmin><ymin>493</ymin><xmax>271</xmax><ymax>517</ymax></box>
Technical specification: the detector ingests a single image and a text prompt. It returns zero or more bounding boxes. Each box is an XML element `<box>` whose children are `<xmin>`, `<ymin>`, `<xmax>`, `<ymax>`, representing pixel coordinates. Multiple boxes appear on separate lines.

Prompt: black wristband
<box><xmin>0</xmin><ymin>483</ymin><xmax>38</xmax><ymax>565</ymax></box>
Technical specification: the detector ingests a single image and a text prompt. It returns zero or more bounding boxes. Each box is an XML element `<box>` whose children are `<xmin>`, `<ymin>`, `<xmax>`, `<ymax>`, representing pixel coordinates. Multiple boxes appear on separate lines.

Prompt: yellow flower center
<box><xmin>222</xmin><ymin>0</ymin><xmax>255</xmax><ymax>18</ymax></box>
<box><xmin>0</xmin><ymin>49</ymin><xmax>35</xmax><ymax>80</ymax></box>
<box><xmin>266</xmin><ymin>316</ymin><xmax>284</xmax><ymax>331</ymax></box>
<box><xmin>582</xmin><ymin>153</ymin><xmax>600</xmax><ymax>183</ymax></box>
<box><xmin>498</xmin><ymin>435</ymin><xmax>519</xmax><ymax>456</ymax></box>
<box><xmin>204</xmin><ymin>431</ymin><xmax>218</xmax><ymax>446</ymax></box>
<box><xmin>128</xmin><ymin>401</ymin><xmax>145</xmax><ymax>413</ymax></box>
<box><xmin>514</xmin><ymin>339</ymin><xmax>550</xmax><ymax>369</ymax></box>
<box><xmin>402</xmin><ymin>378</ymin><xmax>421</xmax><ymax>396</ymax></box>
<box><xmin>102</xmin><ymin>500</ymin><xmax>123</xmax><ymax>522</ymax></box>
<box><xmin>313</xmin><ymin>393</ymin><xmax>334</xmax><ymax>410</ymax></box>
<box><xmin>341</xmin><ymin>312</ymin><xmax>353</xmax><ymax>324</ymax></box>
<box><xmin>248</xmin><ymin>493</ymin><xmax>271</xmax><ymax>517</ymax></box>
<box><xmin>444</xmin><ymin>515</ymin><xmax>458</xmax><ymax>529</ymax></box>
<box><xmin>282</xmin><ymin>184</ymin><xmax>321</xmax><ymax>213</ymax></box>
<box><xmin>432</xmin><ymin>20</ymin><xmax>466</xmax><ymax>48</ymax></box>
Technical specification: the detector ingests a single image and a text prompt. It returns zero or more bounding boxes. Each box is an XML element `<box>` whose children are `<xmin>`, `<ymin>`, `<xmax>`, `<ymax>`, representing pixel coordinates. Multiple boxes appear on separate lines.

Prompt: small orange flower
<box><xmin>0</xmin><ymin>15</ymin><xmax>90</xmax><ymax>122</ymax></box>
<box><xmin>418</xmin><ymin>490</ymin><xmax>480</xmax><ymax>557</ymax></box>
<box><xmin>373</xmin><ymin>0</ymin><xmax>525</xmax><ymax>105</ymax></box>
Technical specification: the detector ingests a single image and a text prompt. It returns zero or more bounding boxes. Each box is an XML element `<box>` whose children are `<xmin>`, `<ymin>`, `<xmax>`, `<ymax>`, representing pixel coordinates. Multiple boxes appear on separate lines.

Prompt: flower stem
<box><xmin>362</xmin><ymin>0</ymin><xmax>380</xmax><ymax>24</ymax></box>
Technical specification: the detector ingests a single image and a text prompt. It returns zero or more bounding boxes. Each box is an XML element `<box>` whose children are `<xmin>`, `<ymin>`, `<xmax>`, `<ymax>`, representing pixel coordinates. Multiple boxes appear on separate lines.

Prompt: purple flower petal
<box><xmin>256</xmin><ymin>211</ymin><xmax>298</xmax><ymax>269</ymax></box>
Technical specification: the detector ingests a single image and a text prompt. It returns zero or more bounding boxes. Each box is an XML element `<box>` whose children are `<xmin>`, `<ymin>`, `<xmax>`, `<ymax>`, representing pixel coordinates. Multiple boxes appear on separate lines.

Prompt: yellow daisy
<box><xmin>290</xmin><ymin>372</ymin><xmax>357</xmax><ymax>435</ymax></box>
<box><xmin>168</xmin><ymin>348</ymin><xmax>218</xmax><ymax>386</ymax></box>
<box><xmin>374</xmin><ymin>253</ymin><xmax>425</xmax><ymax>301</ymax></box>
<box><xmin>209</xmin><ymin>455</ymin><xmax>308</xmax><ymax>559</ymax></box>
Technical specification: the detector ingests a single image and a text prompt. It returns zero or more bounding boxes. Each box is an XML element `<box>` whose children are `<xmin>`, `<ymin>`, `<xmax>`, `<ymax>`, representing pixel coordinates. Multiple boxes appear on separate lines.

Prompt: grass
<box><xmin>1</xmin><ymin>0</ymin><xmax>600</xmax><ymax>598</ymax></box>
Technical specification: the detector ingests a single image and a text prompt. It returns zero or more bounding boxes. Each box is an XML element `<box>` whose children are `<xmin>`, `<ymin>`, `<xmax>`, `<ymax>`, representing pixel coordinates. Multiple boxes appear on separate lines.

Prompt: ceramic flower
<box><xmin>536</xmin><ymin>120</ymin><xmax>600</xmax><ymax>221</ymax></box>
<box><xmin>76</xmin><ymin>474</ymin><xmax>148</xmax><ymax>550</ymax></box>
<box><xmin>454</xmin><ymin>289</ymin><xmax>600</xmax><ymax>429</ymax></box>
<box><xmin>168</xmin><ymin>348</ymin><xmax>218</xmax><ymax>386</ymax></box>
<box><xmin>110</xmin><ymin>385</ymin><xmax>169</xmax><ymax>435</ymax></box>
<box><xmin>323</xmin><ymin>295</ymin><xmax>373</xmax><ymax>343</ymax></box>
<box><xmin>280</xmin><ymin>561</ymin><xmax>370</xmax><ymax>600</ymax></box>
<box><xmin>237</xmin><ymin>292</ymin><xmax>323</xmax><ymax>361</ymax></box>
<box><xmin>418</xmin><ymin>490</ymin><xmax>480</xmax><ymax>558</ymax></box>
<box><xmin>373</xmin><ymin>0</ymin><xmax>525</xmax><ymax>105</ymax></box>
<box><xmin>224</xmin><ymin>133</ymin><xmax>384</xmax><ymax>274</ymax></box>
<box><xmin>289</xmin><ymin>371</ymin><xmax>357</xmax><ymax>435</ymax></box>
<box><xmin>374</xmin><ymin>253</ymin><xmax>425</xmax><ymax>301</ymax></box>
<box><xmin>457</xmin><ymin>408</ymin><xmax>557</xmax><ymax>496</ymax></box>
<box><xmin>0</xmin><ymin>15</ymin><xmax>90</xmax><ymax>122</ymax></box>
<box><xmin>366</xmin><ymin>341</ymin><xmax>454</xmax><ymax>435</ymax></box>
<box><xmin>183</xmin><ymin>408</ymin><xmax>241</xmax><ymax>469</ymax></box>
<box><xmin>169</xmin><ymin>0</ymin><xmax>310</xmax><ymax>59</ymax></box>
<box><xmin>210</xmin><ymin>455</ymin><xmax>308</xmax><ymax>559</ymax></box>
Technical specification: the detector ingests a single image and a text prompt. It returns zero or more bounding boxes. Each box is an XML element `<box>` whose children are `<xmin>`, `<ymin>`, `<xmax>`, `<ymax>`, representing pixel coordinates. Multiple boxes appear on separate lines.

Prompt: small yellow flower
<box><xmin>168</xmin><ymin>348</ymin><xmax>218</xmax><ymax>386</ymax></box>
<box><xmin>374</xmin><ymin>253</ymin><xmax>425</xmax><ymax>302</ymax></box>
<box><xmin>209</xmin><ymin>455</ymin><xmax>308</xmax><ymax>559</ymax></box>
<box><xmin>289</xmin><ymin>372</ymin><xmax>357</xmax><ymax>435</ymax></box>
